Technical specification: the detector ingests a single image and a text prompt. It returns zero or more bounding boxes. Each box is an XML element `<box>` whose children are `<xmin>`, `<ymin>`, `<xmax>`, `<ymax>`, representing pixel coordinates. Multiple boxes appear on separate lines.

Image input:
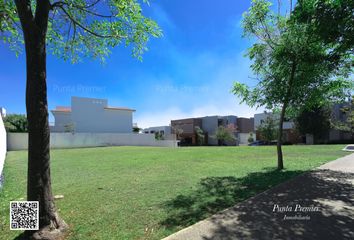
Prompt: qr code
<box><xmin>10</xmin><ymin>201</ymin><xmax>39</xmax><ymax>230</ymax></box>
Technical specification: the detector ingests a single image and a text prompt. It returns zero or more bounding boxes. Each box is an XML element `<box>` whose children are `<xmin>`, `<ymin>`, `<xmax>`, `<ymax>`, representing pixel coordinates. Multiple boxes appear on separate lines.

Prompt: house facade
<box><xmin>254</xmin><ymin>112</ymin><xmax>301</xmax><ymax>143</ymax></box>
<box><xmin>201</xmin><ymin>116</ymin><xmax>237</xmax><ymax>145</ymax></box>
<box><xmin>143</xmin><ymin>126</ymin><xmax>171</xmax><ymax>135</ymax></box>
<box><xmin>328</xmin><ymin>102</ymin><xmax>353</xmax><ymax>143</ymax></box>
<box><xmin>171</xmin><ymin>118</ymin><xmax>203</xmax><ymax>145</ymax></box>
<box><xmin>253</xmin><ymin>103</ymin><xmax>354</xmax><ymax>144</ymax></box>
<box><xmin>51</xmin><ymin>97</ymin><xmax>135</xmax><ymax>133</ymax></box>
<box><xmin>170</xmin><ymin>115</ymin><xmax>250</xmax><ymax>146</ymax></box>
<box><xmin>142</xmin><ymin>126</ymin><xmax>176</xmax><ymax>140</ymax></box>
<box><xmin>237</xmin><ymin>117</ymin><xmax>255</xmax><ymax>145</ymax></box>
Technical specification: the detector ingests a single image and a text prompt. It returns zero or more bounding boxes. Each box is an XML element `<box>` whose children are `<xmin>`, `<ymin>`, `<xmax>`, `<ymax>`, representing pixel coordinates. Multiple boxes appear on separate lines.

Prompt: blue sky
<box><xmin>0</xmin><ymin>0</ymin><xmax>265</xmax><ymax>128</ymax></box>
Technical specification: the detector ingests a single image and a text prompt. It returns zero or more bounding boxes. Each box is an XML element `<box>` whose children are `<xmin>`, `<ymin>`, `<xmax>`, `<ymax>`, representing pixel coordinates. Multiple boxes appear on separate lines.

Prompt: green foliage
<box><xmin>132</xmin><ymin>126</ymin><xmax>141</xmax><ymax>133</ymax></box>
<box><xmin>214</xmin><ymin>124</ymin><xmax>236</xmax><ymax>145</ymax></box>
<box><xmin>0</xmin><ymin>1</ymin><xmax>23</xmax><ymax>55</ymax></box>
<box><xmin>257</xmin><ymin>115</ymin><xmax>278</xmax><ymax>143</ymax></box>
<box><xmin>3</xmin><ymin>114</ymin><xmax>28</xmax><ymax>132</ymax></box>
<box><xmin>1</xmin><ymin>0</ymin><xmax>162</xmax><ymax>62</ymax></box>
<box><xmin>194</xmin><ymin>126</ymin><xmax>205</xmax><ymax>146</ymax></box>
<box><xmin>293</xmin><ymin>0</ymin><xmax>354</xmax><ymax>55</ymax></box>
<box><xmin>154</xmin><ymin>131</ymin><xmax>164</xmax><ymax>140</ymax></box>
<box><xmin>295</xmin><ymin>105</ymin><xmax>331</xmax><ymax>141</ymax></box>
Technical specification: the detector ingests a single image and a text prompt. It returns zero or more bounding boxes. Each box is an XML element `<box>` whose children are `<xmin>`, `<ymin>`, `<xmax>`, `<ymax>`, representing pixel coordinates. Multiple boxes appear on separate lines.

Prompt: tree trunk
<box><xmin>24</xmin><ymin>32</ymin><xmax>65</xmax><ymax>240</ymax></box>
<box><xmin>276</xmin><ymin>60</ymin><xmax>297</xmax><ymax>170</ymax></box>
<box><xmin>277</xmin><ymin>103</ymin><xmax>287</xmax><ymax>170</ymax></box>
<box><xmin>14</xmin><ymin>1</ymin><xmax>68</xmax><ymax>239</ymax></box>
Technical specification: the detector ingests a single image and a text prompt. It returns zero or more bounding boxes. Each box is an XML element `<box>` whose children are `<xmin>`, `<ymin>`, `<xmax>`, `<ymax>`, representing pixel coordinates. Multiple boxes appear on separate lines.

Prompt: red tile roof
<box><xmin>51</xmin><ymin>106</ymin><xmax>71</xmax><ymax>112</ymax></box>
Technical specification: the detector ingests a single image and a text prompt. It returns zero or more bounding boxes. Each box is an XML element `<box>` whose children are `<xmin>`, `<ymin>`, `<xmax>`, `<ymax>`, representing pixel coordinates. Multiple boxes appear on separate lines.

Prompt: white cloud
<box><xmin>133</xmin><ymin>49</ymin><xmax>265</xmax><ymax>128</ymax></box>
<box><xmin>135</xmin><ymin>100</ymin><xmax>261</xmax><ymax>129</ymax></box>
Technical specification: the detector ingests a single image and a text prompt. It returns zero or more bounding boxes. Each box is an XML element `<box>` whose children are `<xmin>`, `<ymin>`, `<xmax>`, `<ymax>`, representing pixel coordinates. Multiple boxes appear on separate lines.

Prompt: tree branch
<box><xmin>51</xmin><ymin>0</ymin><xmax>102</xmax><ymax>10</ymax></box>
<box><xmin>56</xmin><ymin>5</ymin><xmax>126</xmax><ymax>39</ymax></box>
<box><xmin>260</xmin><ymin>19</ymin><xmax>278</xmax><ymax>50</ymax></box>
<box><xmin>65</xmin><ymin>19</ymin><xmax>72</xmax><ymax>47</ymax></box>
<box><xmin>3</xmin><ymin>12</ymin><xmax>23</xmax><ymax>31</ymax></box>
<box><xmin>51</xmin><ymin>0</ymin><xmax>113</xmax><ymax>18</ymax></box>
<box><xmin>71</xmin><ymin>22</ymin><xmax>77</xmax><ymax>54</ymax></box>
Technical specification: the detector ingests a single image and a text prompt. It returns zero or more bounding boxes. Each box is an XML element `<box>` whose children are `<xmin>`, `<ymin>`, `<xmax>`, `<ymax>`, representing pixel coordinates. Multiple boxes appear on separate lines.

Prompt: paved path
<box><xmin>163</xmin><ymin>153</ymin><xmax>354</xmax><ymax>240</ymax></box>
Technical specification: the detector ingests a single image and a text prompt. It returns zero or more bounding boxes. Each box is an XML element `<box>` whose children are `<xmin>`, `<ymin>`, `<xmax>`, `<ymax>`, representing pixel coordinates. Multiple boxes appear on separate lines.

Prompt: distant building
<box><xmin>327</xmin><ymin>102</ymin><xmax>352</xmax><ymax>143</ymax></box>
<box><xmin>171</xmin><ymin>118</ymin><xmax>203</xmax><ymax>145</ymax></box>
<box><xmin>237</xmin><ymin>117</ymin><xmax>255</xmax><ymax>145</ymax></box>
<box><xmin>0</xmin><ymin>108</ymin><xmax>6</xmax><ymax>118</ymax></box>
<box><xmin>254</xmin><ymin>102</ymin><xmax>354</xmax><ymax>144</ymax></box>
<box><xmin>51</xmin><ymin>96</ymin><xmax>135</xmax><ymax>133</ymax></box>
<box><xmin>142</xmin><ymin>125</ymin><xmax>174</xmax><ymax>140</ymax></box>
<box><xmin>201</xmin><ymin>115</ymin><xmax>237</xmax><ymax>145</ymax></box>
<box><xmin>170</xmin><ymin>115</ymin><xmax>254</xmax><ymax>146</ymax></box>
<box><xmin>254</xmin><ymin>112</ymin><xmax>300</xmax><ymax>143</ymax></box>
<box><xmin>254</xmin><ymin>112</ymin><xmax>295</xmax><ymax>130</ymax></box>
<box><xmin>143</xmin><ymin>126</ymin><xmax>171</xmax><ymax>135</ymax></box>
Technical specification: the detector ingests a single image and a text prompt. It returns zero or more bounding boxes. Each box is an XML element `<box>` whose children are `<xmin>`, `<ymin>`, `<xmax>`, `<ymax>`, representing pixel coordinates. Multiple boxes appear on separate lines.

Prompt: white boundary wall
<box><xmin>7</xmin><ymin>133</ymin><xmax>178</xmax><ymax>151</ymax></box>
<box><xmin>0</xmin><ymin>114</ymin><xmax>6</xmax><ymax>179</ymax></box>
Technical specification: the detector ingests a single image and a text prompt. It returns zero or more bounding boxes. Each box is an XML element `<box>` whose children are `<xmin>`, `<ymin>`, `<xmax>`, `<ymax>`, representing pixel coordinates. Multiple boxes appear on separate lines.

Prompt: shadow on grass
<box><xmin>160</xmin><ymin>168</ymin><xmax>305</xmax><ymax>228</ymax></box>
<box><xmin>13</xmin><ymin>232</ymin><xmax>27</xmax><ymax>240</ymax></box>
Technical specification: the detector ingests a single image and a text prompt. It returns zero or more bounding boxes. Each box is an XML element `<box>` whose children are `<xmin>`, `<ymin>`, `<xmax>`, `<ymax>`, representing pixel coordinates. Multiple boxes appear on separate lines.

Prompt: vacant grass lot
<box><xmin>0</xmin><ymin>145</ymin><xmax>349</xmax><ymax>240</ymax></box>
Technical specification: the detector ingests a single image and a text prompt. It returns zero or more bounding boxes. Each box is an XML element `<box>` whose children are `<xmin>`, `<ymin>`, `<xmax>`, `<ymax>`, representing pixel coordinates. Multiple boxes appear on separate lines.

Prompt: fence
<box><xmin>7</xmin><ymin>132</ymin><xmax>178</xmax><ymax>151</ymax></box>
<box><xmin>0</xmin><ymin>114</ymin><xmax>6</xmax><ymax>184</ymax></box>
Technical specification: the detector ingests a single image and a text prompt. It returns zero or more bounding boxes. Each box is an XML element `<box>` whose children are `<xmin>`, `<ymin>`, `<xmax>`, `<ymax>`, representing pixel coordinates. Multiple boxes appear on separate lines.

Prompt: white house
<box><xmin>143</xmin><ymin>126</ymin><xmax>171</xmax><ymax>135</ymax></box>
<box><xmin>51</xmin><ymin>96</ymin><xmax>135</xmax><ymax>133</ymax></box>
<box><xmin>142</xmin><ymin>126</ymin><xmax>176</xmax><ymax>140</ymax></box>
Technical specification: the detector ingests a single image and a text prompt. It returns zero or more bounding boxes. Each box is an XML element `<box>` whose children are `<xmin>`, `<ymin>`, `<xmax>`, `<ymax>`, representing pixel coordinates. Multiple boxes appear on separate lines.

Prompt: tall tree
<box><xmin>233</xmin><ymin>0</ymin><xmax>352</xmax><ymax>169</ymax></box>
<box><xmin>0</xmin><ymin>1</ymin><xmax>161</xmax><ymax>239</ymax></box>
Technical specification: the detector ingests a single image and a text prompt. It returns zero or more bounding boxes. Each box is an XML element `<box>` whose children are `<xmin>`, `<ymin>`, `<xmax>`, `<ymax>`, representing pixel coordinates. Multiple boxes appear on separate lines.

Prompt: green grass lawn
<box><xmin>0</xmin><ymin>145</ymin><xmax>349</xmax><ymax>240</ymax></box>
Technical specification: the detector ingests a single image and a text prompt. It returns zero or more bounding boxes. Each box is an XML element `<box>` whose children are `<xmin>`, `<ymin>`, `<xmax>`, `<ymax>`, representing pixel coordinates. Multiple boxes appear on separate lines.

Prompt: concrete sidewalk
<box><xmin>163</xmin><ymin>153</ymin><xmax>354</xmax><ymax>240</ymax></box>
